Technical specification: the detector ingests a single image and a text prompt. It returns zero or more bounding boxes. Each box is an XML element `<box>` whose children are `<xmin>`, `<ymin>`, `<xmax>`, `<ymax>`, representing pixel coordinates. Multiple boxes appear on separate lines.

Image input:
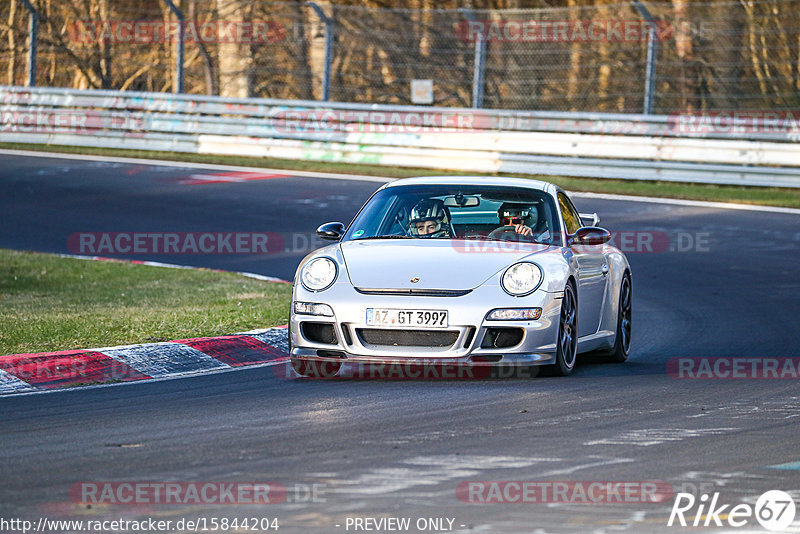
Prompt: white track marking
<box><xmin>584</xmin><ymin>428</ymin><xmax>739</xmax><ymax>447</ymax></box>
<box><xmin>53</xmin><ymin>253</ymin><xmax>291</xmax><ymax>283</ymax></box>
<box><xmin>3</xmin><ymin>148</ymin><xmax>799</xmax><ymax>214</ymax></box>
<box><xmin>570</xmin><ymin>191</ymin><xmax>800</xmax><ymax>215</ymax></box>
<box><xmin>0</xmin><ymin>148</ymin><xmax>391</xmax><ymax>183</ymax></box>
<box><xmin>329</xmin><ymin>455</ymin><xmax>549</xmax><ymax>496</ymax></box>
<box><xmin>537</xmin><ymin>456</ymin><xmax>633</xmax><ymax>477</ymax></box>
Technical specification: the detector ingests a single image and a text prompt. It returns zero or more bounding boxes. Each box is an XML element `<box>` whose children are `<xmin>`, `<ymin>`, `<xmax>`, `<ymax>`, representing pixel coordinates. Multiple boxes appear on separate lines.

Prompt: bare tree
<box><xmin>305</xmin><ymin>0</ymin><xmax>331</xmax><ymax>100</ymax></box>
<box><xmin>217</xmin><ymin>0</ymin><xmax>253</xmax><ymax>97</ymax></box>
<box><xmin>6</xmin><ymin>0</ymin><xmax>17</xmax><ymax>85</ymax></box>
<box><xmin>187</xmin><ymin>0</ymin><xmax>217</xmax><ymax>94</ymax></box>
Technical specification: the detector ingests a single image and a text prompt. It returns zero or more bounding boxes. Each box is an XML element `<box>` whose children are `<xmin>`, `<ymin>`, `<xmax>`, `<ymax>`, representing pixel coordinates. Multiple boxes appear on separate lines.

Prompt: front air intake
<box><xmin>481</xmin><ymin>327</ymin><xmax>524</xmax><ymax>349</ymax></box>
<box><xmin>301</xmin><ymin>322</ymin><xmax>337</xmax><ymax>345</ymax></box>
<box><xmin>356</xmin><ymin>329</ymin><xmax>459</xmax><ymax>348</ymax></box>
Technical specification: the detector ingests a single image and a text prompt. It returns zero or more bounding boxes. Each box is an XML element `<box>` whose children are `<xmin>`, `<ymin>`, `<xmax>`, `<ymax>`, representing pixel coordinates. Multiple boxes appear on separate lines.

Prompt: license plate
<box><xmin>366</xmin><ymin>308</ymin><xmax>448</xmax><ymax>328</ymax></box>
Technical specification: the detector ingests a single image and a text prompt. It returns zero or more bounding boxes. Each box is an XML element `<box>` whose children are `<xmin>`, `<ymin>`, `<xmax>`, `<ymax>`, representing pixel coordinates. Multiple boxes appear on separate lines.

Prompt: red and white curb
<box><xmin>0</xmin><ymin>327</ymin><xmax>289</xmax><ymax>396</ymax></box>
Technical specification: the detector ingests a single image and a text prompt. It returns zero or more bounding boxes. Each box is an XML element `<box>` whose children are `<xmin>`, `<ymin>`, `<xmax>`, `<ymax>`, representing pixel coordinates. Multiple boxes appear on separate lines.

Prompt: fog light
<box><xmin>486</xmin><ymin>308</ymin><xmax>542</xmax><ymax>321</ymax></box>
<box><xmin>294</xmin><ymin>301</ymin><xmax>334</xmax><ymax>317</ymax></box>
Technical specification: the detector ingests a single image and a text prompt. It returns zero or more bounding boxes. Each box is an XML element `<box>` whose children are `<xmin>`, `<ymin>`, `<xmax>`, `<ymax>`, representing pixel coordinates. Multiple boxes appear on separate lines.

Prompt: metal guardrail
<box><xmin>1</xmin><ymin>86</ymin><xmax>799</xmax><ymax>188</ymax></box>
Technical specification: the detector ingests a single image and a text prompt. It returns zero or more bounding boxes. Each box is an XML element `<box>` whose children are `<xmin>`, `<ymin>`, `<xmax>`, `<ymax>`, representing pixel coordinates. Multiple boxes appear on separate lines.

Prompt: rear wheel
<box><xmin>603</xmin><ymin>273</ymin><xmax>632</xmax><ymax>363</ymax></box>
<box><xmin>291</xmin><ymin>358</ymin><xmax>342</xmax><ymax>378</ymax></box>
<box><xmin>546</xmin><ymin>282</ymin><xmax>578</xmax><ymax>376</ymax></box>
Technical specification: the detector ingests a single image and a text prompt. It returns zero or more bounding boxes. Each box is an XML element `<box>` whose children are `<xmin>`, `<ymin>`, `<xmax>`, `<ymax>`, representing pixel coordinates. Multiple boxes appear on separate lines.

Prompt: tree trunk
<box><xmin>288</xmin><ymin>2</ymin><xmax>313</xmax><ymax>100</ymax></box>
<box><xmin>566</xmin><ymin>0</ymin><xmax>581</xmax><ymax>110</ymax></box>
<box><xmin>217</xmin><ymin>0</ymin><xmax>253</xmax><ymax>98</ymax></box>
<box><xmin>305</xmin><ymin>0</ymin><xmax>331</xmax><ymax>100</ymax></box>
<box><xmin>7</xmin><ymin>0</ymin><xmax>17</xmax><ymax>85</ymax></box>
<box><xmin>188</xmin><ymin>0</ymin><xmax>217</xmax><ymax>95</ymax></box>
<box><xmin>741</xmin><ymin>0</ymin><xmax>768</xmax><ymax>96</ymax></box>
<box><xmin>714</xmin><ymin>0</ymin><xmax>746</xmax><ymax>109</ymax></box>
<box><xmin>595</xmin><ymin>1</ymin><xmax>611</xmax><ymax>110</ymax></box>
<box><xmin>95</xmin><ymin>0</ymin><xmax>112</xmax><ymax>88</ymax></box>
<box><xmin>415</xmin><ymin>0</ymin><xmax>432</xmax><ymax>58</ymax></box>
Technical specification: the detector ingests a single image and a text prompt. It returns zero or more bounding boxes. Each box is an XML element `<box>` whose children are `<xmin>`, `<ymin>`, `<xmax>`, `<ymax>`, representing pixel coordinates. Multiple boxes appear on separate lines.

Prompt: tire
<box><xmin>603</xmin><ymin>272</ymin><xmax>632</xmax><ymax>363</ymax></box>
<box><xmin>546</xmin><ymin>282</ymin><xmax>578</xmax><ymax>376</ymax></box>
<box><xmin>291</xmin><ymin>358</ymin><xmax>342</xmax><ymax>378</ymax></box>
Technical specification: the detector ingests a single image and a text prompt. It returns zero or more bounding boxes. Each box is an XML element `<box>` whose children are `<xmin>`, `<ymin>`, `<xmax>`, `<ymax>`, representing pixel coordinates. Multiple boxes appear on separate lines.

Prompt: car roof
<box><xmin>383</xmin><ymin>175</ymin><xmax>557</xmax><ymax>194</ymax></box>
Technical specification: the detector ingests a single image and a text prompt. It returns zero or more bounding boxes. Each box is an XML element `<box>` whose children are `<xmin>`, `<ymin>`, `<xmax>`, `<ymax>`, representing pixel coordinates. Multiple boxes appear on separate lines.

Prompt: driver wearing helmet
<box><xmin>407</xmin><ymin>198</ymin><xmax>453</xmax><ymax>238</ymax></box>
<box><xmin>488</xmin><ymin>202</ymin><xmax>539</xmax><ymax>239</ymax></box>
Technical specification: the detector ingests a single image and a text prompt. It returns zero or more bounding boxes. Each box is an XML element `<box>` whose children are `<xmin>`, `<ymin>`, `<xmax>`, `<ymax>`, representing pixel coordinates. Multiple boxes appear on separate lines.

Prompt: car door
<box><xmin>558</xmin><ymin>192</ymin><xmax>607</xmax><ymax>337</ymax></box>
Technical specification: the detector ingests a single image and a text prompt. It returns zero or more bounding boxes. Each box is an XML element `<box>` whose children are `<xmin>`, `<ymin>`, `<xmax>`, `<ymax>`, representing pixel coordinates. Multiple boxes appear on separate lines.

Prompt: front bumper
<box><xmin>290</xmin><ymin>281</ymin><xmax>562</xmax><ymax>367</ymax></box>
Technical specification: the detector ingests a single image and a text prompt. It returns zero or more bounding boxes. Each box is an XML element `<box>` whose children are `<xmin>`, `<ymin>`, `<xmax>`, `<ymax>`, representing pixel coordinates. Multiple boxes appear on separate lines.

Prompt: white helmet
<box><xmin>408</xmin><ymin>199</ymin><xmax>452</xmax><ymax>238</ymax></box>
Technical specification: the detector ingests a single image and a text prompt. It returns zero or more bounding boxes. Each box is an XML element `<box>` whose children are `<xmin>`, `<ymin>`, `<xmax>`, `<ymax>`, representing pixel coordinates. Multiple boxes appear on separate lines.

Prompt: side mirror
<box><xmin>317</xmin><ymin>222</ymin><xmax>346</xmax><ymax>241</ymax></box>
<box><xmin>569</xmin><ymin>226</ymin><xmax>611</xmax><ymax>246</ymax></box>
<box><xmin>579</xmin><ymin>212</ymin><xmax>600</xmax><ymax>227</ymax></box>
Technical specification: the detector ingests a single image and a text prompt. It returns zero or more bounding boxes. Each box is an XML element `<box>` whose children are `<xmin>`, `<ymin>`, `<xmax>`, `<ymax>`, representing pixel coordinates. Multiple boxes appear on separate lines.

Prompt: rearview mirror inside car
<box><xmin>443</xmin><ymin>195</ymin><xmax>479</xmax><ymax>208</ymax></box>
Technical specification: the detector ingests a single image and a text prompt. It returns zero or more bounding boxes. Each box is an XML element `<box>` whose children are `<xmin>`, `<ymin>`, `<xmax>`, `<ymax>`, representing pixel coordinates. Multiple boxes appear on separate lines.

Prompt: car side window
<box><xmin>558</xmin><ymin>193</ymin><xmax>582</xmax><ymax>235</ymax></box>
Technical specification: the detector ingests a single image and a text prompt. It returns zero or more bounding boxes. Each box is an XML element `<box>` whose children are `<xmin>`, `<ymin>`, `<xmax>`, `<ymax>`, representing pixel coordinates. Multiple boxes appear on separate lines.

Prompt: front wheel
<box><xmin>546</xmin><ymin>282</ymin><xmax>578</xmax><ymax>376</ymax></box>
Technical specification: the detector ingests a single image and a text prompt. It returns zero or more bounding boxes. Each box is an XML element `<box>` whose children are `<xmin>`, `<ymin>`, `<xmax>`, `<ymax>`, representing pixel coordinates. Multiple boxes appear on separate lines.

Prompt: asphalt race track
<box><xmin>1</xmin><ymin>152</ymin><xmax>799</xmax><ymax>533</ymax></box>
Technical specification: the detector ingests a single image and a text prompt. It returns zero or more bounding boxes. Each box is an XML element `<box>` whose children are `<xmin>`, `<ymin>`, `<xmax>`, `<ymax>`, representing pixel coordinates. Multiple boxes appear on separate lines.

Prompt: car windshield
<box><xmin>343</xmin><ymin>184</ymin><xmax>560</xmax><ymax>245</ymax></box>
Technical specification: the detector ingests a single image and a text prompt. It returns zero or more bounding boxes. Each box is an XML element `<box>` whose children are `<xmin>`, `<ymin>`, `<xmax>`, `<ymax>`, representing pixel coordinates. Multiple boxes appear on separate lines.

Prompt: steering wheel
<box><xmin>487</xmin><ymin>226</ymin><xmax>527</xmax><ymax>240</ymax></box>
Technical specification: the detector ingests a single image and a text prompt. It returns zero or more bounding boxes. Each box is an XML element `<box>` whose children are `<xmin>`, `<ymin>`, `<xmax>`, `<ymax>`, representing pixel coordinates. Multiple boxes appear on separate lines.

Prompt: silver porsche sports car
<box><xmin>289</xmin><ymin>176</ymin><xmax>631</xmax><ymax>377</ymax></box>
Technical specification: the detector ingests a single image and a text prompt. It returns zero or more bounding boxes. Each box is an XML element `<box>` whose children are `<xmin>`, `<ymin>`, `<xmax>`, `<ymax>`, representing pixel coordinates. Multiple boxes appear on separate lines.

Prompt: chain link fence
<box><xmin>1</xmin><ymin>0</ymin><xmax>798</xmax><ymax>113</ymax></box>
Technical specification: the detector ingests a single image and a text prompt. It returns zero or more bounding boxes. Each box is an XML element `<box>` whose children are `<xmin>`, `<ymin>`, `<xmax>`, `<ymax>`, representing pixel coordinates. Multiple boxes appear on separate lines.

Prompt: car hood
<box><xmin>340</xmin><ymin>239</ymin><xmax>550</xmax><ymax>290</ymax></box>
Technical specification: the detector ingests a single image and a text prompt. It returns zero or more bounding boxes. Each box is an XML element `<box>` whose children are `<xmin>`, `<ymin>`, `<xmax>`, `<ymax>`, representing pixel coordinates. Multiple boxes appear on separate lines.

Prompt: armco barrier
<box><xmin>1</xmin><ymin>86</ymin><xmax>799</xmax><ymax>188</ymax></box>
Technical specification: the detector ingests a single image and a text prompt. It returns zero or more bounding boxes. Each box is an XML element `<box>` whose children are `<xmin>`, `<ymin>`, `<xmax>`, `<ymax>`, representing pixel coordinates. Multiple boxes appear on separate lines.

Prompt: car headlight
<box><xmin>300</xmin><ymin>257</ymin><xmax>338</xmax><ymax>291</ymax></box>
<box><xmin>501</xmin><ymin>262</ymin><xmax>543</xmax><ymax>296</ymax></box>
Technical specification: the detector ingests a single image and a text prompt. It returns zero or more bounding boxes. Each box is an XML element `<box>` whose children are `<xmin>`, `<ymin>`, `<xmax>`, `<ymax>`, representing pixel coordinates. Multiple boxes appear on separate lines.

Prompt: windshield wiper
<box><xmin>464</xmin><ymin>234</ymin><xmax>549</xmax><ymax>245</ymax></box>
<box><xmin>465</xmin><ymin>234</ymin><xmax>502</xmax><ymax>241</ymax></box>
<box><xmin>354</xmin><ymin>234</ymin><xmax>413</xmax><ymax>240</ymax></box>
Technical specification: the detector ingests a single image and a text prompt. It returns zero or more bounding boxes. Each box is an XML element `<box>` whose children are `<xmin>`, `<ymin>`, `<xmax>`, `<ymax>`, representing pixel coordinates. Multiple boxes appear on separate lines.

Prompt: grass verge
<box><xmin>1</xmin><ymin>142</ymin><xmax>799</xmax><ymax>209</ymax></box>
<box><xmin>0</xmin><ymin>249</ymin><xmax>291</xmax><ymax>356</ymax></box>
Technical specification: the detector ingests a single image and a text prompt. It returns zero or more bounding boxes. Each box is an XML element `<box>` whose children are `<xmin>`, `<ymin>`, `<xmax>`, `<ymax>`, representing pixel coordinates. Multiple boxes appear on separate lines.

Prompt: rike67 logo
<box><xmin>668</xmin><ymin>490</ymin><xmax>796</xmax><ymax>531</ymax></box>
